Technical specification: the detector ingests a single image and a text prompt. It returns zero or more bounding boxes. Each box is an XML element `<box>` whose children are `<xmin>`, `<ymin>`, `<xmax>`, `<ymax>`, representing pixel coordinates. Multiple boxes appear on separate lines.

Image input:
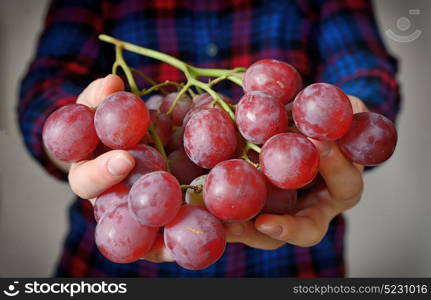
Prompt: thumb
<box><xmin>68</xmin><ymin>150</ymin><xmax>135</xmax><ymax>199</ymax></box>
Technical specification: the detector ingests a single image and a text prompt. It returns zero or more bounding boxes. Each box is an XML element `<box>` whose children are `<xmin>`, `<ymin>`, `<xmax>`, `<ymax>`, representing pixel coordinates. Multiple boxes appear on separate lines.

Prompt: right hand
<box><xmin>66</xmin><ymin>75</ymin><xmax>174</xmax><ymax>263</ymax></box>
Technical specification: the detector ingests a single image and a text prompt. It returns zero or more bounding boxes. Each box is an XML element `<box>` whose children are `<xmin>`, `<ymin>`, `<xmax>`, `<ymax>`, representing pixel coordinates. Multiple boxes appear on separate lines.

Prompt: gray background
<box><xmin>0</xmin><ymin>0</ymin><xmax>430</xmax><ymax>277</ymax></box>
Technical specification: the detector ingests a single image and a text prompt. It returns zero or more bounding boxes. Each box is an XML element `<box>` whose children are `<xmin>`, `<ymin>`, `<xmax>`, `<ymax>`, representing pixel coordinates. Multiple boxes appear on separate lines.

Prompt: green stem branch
<box><xmin>139</xmin><ymin>81</ymin><xmax>184</xmax><ymax>96</ymax></box>
<box><xmin>100</xmin><ymin>34</ymin><xmax>245</xmax><ymax>82</ymax></box>
<box><xmin>246</xmin><ymin>141</ymin><xmax>262</xmax><ymax>154</ymax></box>
<box><xmin>148</xmin><ymin>124</ymin><xmax>168</xmax><ymax>161</ymax></box>
<box><xmin>166</xmin><ymin>83</ymin><xmax>191</xmax><ymax>115</ymax></box>
<box><xmin>190</xmin><ymin>79</ymin><xmax>236</xmax><ymax>120</ymax></box>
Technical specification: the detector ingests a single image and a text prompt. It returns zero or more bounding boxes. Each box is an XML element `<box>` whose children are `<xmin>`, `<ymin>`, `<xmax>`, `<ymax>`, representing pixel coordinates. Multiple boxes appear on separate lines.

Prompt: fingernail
<box><xmin>228</xmin><ymin>223</ymin><xmax>244</xmax><ymax>236</ymax></box>
<box><xmin>107</xmin><ymin>155</ymin><xmax>133</xmax><ymax>176</ymax></box>
<box><xmin>258</xmin><ymin>224</ymin><xmax>282</xmax><ymax>237</ymax></box>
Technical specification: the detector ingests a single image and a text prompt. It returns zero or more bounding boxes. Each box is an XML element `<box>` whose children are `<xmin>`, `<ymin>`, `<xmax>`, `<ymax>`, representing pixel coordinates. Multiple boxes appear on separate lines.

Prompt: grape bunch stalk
<box><xmin>42</xmin><ymin>34</ymin><xmax>398</xmax><ymax>270</ymax></box>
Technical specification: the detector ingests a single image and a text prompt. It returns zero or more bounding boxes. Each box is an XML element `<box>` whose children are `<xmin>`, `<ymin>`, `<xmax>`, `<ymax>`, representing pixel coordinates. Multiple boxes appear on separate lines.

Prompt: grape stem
<box><xmin>129</xmin><ymin>68</ymin><xmax>169</xmax><ymax>95</ymax></box>
<box><xmin>246</xmin><ymin>141</ymin><xmax>261</xmax><ymax>154</ymax></box>
<box><xmin>166</xmin><ymin>82</ymin><xmax>191</xmax><ymax>115</ymax></box>
<box><xmin>100</xmin><ymin>34</ymin><xmax>241</xmax><ymax>120</ymax></box>
<box><xmin>100</xmin><ymin>34</ymin><xmax>244</xmax><ymax>85</ymax></box>
<box><xmin>240</xmin><ymin>141</ymin><xmax>261</xmax><ymax>168</ymax></box>
<box><xmin>148</xmin><ymin>124</ymin><xmax>168</xmax><ymax>161</ymax></box>
<box><xmin>140</xmin><ymin>80</ymin><xmax>184</xmax><ymax>96</ymax></box>
<box><xmin>180</xmin><ymin>184</ymin><xmax>203</xmax><ymax>193</ymax></box>
<box><xmin>208</xmin><ymin>72</ymin><xmax>244</xmax><ymax>88</ymax></box>
<box><xmin>190</xmin><ymin>78</ymin><xmax>236</xmax><ymax>120</ymax></box>
<box><xmin>100</xmin><ymin>34</ymin><xmax>262</xmax><ymax>167</ymax></box>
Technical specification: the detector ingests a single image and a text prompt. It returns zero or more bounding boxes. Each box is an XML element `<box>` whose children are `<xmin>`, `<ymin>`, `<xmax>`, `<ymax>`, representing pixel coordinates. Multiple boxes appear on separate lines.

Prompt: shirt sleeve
<box><xmin>311</xmin><ymin>0</ymin><xmax>401</xmax><ymax>122</ymax></box>
<box><xmin>18</xmin><ymin>0</ymin><xmax>109</xmax><ymax>181</ymax></box>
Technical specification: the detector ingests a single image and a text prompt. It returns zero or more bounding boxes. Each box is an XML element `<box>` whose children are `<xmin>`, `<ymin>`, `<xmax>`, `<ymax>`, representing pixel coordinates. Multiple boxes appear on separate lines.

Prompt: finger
<box><xmin>347</xmin><ymin>95</ymin><xmax>369</xmax><ymax>114</ymax></box>
<box><xmin>77</xmin><ymin>74</ymin><xmax>124</xmax><ymax>107</ymax></box>
<box><xmin>76</xmin><ymin>78</ymin><xmax>103</xmax><ymax>106</ymax></box>
<box><xmin>68</xmin><ymin>150</ymin><xmax>134</xmax><ymax>199</ymax></box>
<box><xmin>225</xmin><ymin>221</ymin><xmax>285</xmax><ymax>250</ymax></box>
<box><xmin>310</xmin><ymin>140</ymin><xmax>363</xmax><ymax>204</ymax></box>
<box><xmin>141</xmin><ymin>234</ymin><xmax>174</xmax><ymax>263</ymax></box>
<box><xmin>255</xmin><ymin>202</ymin><xmax>335</xmax><ymax>247</ymax></box>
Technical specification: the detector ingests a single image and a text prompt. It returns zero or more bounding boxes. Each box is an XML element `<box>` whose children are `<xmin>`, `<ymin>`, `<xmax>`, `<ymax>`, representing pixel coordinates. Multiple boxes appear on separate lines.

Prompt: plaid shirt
<box><xmin>18</xmin><ymin>0</ymin><xmax>400</xmax><ymax>277</ymax></box>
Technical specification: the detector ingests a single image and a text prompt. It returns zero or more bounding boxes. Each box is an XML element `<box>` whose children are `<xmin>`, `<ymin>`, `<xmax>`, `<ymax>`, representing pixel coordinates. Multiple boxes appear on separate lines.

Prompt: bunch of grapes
<box><xmin>42</xmin><ymin>35</ymin><xmax>397</xmax><ymax>270</ymax></box>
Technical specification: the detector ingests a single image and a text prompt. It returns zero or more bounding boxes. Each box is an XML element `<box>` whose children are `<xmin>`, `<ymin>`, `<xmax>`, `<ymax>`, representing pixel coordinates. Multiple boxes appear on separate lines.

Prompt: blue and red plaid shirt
<box><xmin>18</xmin><ymin>0</ymin><xmax>400</xmax><ymax>277</ymax></box>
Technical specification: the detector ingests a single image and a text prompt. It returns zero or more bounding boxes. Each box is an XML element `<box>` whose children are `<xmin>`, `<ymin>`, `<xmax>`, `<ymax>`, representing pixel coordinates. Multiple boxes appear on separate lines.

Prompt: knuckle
<box><xmin>238</xmin><ymin>223</ymin><xmax>258</xmax><ymax>245</ymax></box>
<box><xmin>336</xmin><ymin>175</ymin><xmax>364</xmax><ymax>201</ymax></box>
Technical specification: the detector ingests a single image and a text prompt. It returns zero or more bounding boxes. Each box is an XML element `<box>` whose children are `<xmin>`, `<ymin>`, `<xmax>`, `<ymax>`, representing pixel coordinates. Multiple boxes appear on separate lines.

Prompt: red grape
<box><xmin>184</xmin><ymin>108</ymin><xmax>237</xmax><ymax>169</ymax></box>
<box><xmin>94</xmin><ymin>183</ymin><xmax>129</xmax><ymax>222</ymax></box>
<box><xmin>234</xmin><ymin>131</ymin><xmax>246</xmax><ymax>157</ymax></box>
<box><xmin>262</xmin><ymin>181</ymin><xmax>297</xmax><ymax>214</ymax></box>
<box><xmin>95</xmin><ymin>203</ymin><xmax>157</xmax><ymax>263</ymax></box>
<box><xmin>292</xmin><ymin>83</ymin><xmax>353</xmax><ymax>141</ymax></box>
<box><xmin>243</xmin><ymin>59</ymin><xmax>302</xmax><ymax>104</ymax></box>
<box><xmin>145</xmin><ymin>94</ymin><xmax>163</xmax><ymax>110</ymax></box>
<box><xmin>164</xmin><ymin>205</ymin><xmax>226</xmax><ymax>270</ymax></box>
<box><xmin>94</xmin><ymin>91</ymin><xmax>150</xmax><ymax>149</ymax></box>
<box><xmin>236</xmin><ymin>91</ymin><xmax>288</xmax><ymax>144</ymax></box>
<box><xmin>167</xmin><ymin>126</ymin><xmax>184</xmax><ymax>153</ymax></box>
<box><xmin>185</xmin><ymin>175</ymin><xmax>207</xmax><ymax>206</ymax></box>
<box><xmin>160</xmin><ymin>92</ymin><xmax>192</xmax><ymax>126</ymax></box>
<box><xmin>129</xmin><ymin>171</ymin><xmax>182</xmax><ymax>227</ymax></box>
<box><xmin>168</xmin><ymin>150</ymin><xmax>207</xmax><ymax>184</ymax></box>
<box><xmin>125</xmin><ymin>144</ymin><xmax>167</xmax><ymax>187</ymax></box>
<box><xmin>143</xmin><ymin>110</ymin><xmax>172</xmax><ymax>146</ymax></box>
<box><xmin>260</xmin><ymin>133</ymin><xmax>319</xmax><ymax>189</ymax></box>
<box><xmin>337</xmin><ymin>112</ymin><xmax>397</xmax><ymax>165</ymax></box>
<box><xmin>204</xmin><ymin>159</ymin><xmax>266</xmax><ymax>221</ymax></box>
<box><xmin>42</xmin><ymin>104</ymin><xmax>99</xmax><ymax>162</ymax></box>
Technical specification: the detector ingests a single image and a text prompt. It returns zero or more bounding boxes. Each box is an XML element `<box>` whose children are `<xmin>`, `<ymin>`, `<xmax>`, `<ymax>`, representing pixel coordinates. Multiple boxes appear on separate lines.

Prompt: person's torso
<box><xmin>56</xmin><ymin>0</ymin><xmax>345</xmax><ymax>278</ymax></box>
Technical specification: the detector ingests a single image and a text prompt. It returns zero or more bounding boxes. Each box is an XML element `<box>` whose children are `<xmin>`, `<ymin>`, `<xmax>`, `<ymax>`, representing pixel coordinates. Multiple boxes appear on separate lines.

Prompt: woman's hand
<box><xmin>67</xmin><ymin>75</ymin><xmax>134</xmax><ymax>201</ymax></box>
<box><xmin>225</xmin><ymin>96</ymin><xmax>368</xmax><ymax>249</ymax></box>
<box><xmin>63</xmin><ymin>75</ymin><xmax>174</xmax><ymax>263</ymax></box>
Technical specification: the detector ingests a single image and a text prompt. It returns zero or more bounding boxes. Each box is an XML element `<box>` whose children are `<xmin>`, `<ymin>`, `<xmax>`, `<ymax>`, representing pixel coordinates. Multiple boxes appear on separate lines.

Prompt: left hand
<box><xmin>225</xmin><ymin>95</ymin><xmax>367</xmax><ymax>249</ymax></box>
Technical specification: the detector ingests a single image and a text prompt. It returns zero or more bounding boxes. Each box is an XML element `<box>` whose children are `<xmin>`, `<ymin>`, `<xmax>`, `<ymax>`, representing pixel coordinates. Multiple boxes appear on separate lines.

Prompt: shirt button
<box><xmin>206</xmin><ymin>43</ymin><xmax>218</xmax><ymax>57</ymax></box>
